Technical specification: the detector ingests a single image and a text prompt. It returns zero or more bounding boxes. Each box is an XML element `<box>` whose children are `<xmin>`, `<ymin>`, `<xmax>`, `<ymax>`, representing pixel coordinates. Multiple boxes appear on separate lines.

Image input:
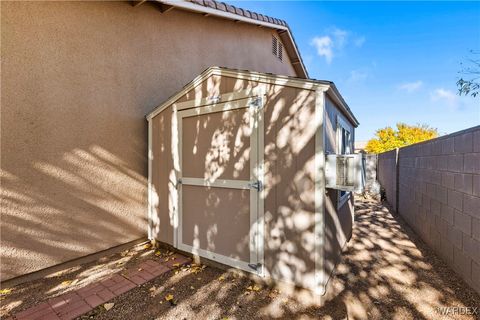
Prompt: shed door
<box><xmin>176</xmin><ymin>97</ymin><xmax>263</xmax><ymax>274</ymax></box>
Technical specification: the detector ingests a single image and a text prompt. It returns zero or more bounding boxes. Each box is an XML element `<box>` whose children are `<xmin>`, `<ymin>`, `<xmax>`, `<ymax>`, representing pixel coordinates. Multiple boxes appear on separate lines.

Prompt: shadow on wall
<box><xmin>151</xmin><ymin>75</ymin><xmax>343</xmax><ymax>291</ymax></box>
<box><xmin>1</xmin><ymin>143</ymin><xmax>148</xmax><ymax>280</ymax></box>
<box><xmin>4</xmin><ymin>199</ymin><xmax>477</xmax><ymax>319</ymax></box>
<box><xmin>149</xmin><ymin>76</ymin><xmax>480</xmax><ymax>319</ymax></box>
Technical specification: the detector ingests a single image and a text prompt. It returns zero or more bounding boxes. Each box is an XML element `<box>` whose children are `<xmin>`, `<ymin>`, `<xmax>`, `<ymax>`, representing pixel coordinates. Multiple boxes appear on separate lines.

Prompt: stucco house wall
<box><xmin>1</xmin><ymin>1</ymin><xmax>298</xmax><ymax>281</ymax></box>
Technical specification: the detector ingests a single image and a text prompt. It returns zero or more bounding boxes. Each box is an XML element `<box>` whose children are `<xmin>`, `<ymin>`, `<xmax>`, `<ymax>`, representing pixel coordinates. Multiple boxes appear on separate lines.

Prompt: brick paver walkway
<box><xmin>8</xmin><ymin>253</ymin><xmax>191</xmax><ymax>320</ymax></box>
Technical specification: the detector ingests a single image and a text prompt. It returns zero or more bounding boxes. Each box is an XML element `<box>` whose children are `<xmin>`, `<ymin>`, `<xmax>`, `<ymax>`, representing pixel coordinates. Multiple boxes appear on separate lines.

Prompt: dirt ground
<box><xmin>1</xmin><ymin>197</ymin><xmax>479</xmax><ymax>320</ymax></box>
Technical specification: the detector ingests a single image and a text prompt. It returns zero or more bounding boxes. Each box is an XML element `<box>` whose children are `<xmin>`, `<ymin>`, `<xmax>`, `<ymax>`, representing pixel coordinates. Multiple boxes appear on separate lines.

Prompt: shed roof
<box><xmin>146</xmin><ymin>66</ymin><xmax>359</xmax><ymax>127</ymax></box>
<box><xmin>152</xmin><ymin>0</ymin><xmax>308</xmax><ymax>79</ymax></box>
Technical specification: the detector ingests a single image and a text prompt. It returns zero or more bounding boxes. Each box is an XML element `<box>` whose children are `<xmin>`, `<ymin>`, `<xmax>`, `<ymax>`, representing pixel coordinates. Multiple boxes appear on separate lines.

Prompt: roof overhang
<box><xmin>151</xmin><ymin>0</ymin><xmax>309</xmax><ymax>79</ymax></box>
<box><xmin>146</xmin><ymin>67</ymin><xmax>359</xmax><ymax>127</ymax></box>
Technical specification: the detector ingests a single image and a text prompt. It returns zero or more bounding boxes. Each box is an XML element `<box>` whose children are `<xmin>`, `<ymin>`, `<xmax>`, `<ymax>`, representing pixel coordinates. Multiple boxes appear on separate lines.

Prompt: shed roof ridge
<box><xmin>146</xmin><ymin>66</ymin><xmax>359</xmax><ymax>127</ymax></box>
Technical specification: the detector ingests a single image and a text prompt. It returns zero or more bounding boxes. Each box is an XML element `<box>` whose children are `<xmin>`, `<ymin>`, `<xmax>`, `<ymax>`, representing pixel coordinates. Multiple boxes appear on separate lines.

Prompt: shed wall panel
<box><xmin>151</xmin><ymin>74</ymin><xmax>351</xmax><ymax>291</ymax></box>
<box><xmin>182</xmin><ymin>185</ymin><xmax>250</xmax><ymax>262</ymax></box>
<box><xmin>182</xmin><ymin>109</ymin><xmax>251</xmax><ymax>181</ymax></box>
<box><xmin>151</xmin><ymin>109</ymin><xmax>174</xmax><ymax>245</ymax></box>
<box><xmin>262</xmin><ymin>85</ymin><xmax>317</xmax><ymax>289</ymax></box>
<box><xmin>323</xmin><ymin>96</ymin><xmax>355</xmax><ymax>285</ymax></box>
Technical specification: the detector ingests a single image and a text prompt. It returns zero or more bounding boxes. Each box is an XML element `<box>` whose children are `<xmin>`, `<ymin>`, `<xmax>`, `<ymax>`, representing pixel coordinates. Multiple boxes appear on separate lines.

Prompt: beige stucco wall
<box><xmin>0</xmin><ymin>1</ymin><xmax>298</xmax><ymax>281</ymax></box>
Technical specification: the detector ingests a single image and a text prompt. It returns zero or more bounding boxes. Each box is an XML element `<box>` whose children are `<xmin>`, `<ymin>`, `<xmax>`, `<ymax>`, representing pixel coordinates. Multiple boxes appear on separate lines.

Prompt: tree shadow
<box><xmin>2</xmin><ymin>70</ymin><xmax>479</xmax><ymax>319</ymax></box>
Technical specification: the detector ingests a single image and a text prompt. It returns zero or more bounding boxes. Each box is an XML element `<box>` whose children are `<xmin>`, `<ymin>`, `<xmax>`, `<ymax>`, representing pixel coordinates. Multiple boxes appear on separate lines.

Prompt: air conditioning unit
<box><xmin>325</xmin><ymin>154</ymin><xmax>364</xmax><ymax>192</ymax></box>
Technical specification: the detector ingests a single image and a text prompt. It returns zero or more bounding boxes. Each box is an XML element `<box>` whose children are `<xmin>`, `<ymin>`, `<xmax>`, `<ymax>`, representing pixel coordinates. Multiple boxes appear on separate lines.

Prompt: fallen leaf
<box><xmin>143</xmin><ymin>243</ymin><xmax>152</xmax><ymax>250</ymax></box>
<box><xmin>103</xmin><ymin>303</ymin><xmax>114</xmax><ymax>311</ymax></box>
<box><xmin>218</xmin><ymin>276</ymin><xmax>225</xmax><ymax>281</ymax></box>
<box><xmin>172</xmin><ymin>263</ymin><xmax>180</xmax><ymax>267</ymax></box>
<box><xmin>190</xmin><ymin>286</ymin><xmax>195</xmax><ymax>290</ymax></box>
<box><xmin>155</xmin><ymin>251</ymin><xmax>162</xmax><ymax>256</ymax></box>
<box><xmin>61</xmin><ymin>279</ymin><xmax>78</xmax><ymax>287</ymax></box>
<box><xmin>0</xmin><ymin>289</ymin><xmax>12</xmax><ymax>295</ymax></box>
<box><xmin>165</xmin><ymin>294</ymin><xmax>174</xmax><ymax>301</ymax></box>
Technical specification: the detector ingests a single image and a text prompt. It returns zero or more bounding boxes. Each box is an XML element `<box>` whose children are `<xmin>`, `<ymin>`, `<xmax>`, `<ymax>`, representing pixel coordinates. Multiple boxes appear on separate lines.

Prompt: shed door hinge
<box><xmin>208</xmin><ymin>96</ymin><xmax>221</xmax><ymax>104</ymax></box>
<box><xmin>249</xmin><ymin>96</ymin><xmax>262</xmax><ymax>108</ymax></box>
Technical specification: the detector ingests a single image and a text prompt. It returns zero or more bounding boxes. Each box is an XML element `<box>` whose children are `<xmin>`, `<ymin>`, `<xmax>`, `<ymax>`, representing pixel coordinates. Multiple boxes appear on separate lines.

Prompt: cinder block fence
<box><xmin>377</xmin><ymin>126</ymin><xmax>480</xmax><ymax>294</ymax></box>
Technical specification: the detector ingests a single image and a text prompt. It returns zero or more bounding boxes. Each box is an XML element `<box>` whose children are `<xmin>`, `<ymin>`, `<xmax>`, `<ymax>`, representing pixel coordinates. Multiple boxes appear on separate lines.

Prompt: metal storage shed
<box><xmin>146</xmin><ymin>67</ymin><xmax>360</xmax><ymax>294</ymax></box>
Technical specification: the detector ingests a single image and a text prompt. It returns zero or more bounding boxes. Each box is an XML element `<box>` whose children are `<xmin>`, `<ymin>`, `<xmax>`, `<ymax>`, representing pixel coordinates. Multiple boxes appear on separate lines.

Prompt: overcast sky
<box><xmin>230</xmin><ymin>1</ymin><xmax>480</xmax><ymax>141</ymax></box>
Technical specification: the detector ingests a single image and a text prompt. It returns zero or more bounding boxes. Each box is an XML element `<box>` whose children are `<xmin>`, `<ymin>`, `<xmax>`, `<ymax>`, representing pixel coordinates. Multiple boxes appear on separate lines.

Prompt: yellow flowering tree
<box><xmin>365</xmin><ymin>123</ymin><xmax>438</xmax><ymax>154</ymax></box>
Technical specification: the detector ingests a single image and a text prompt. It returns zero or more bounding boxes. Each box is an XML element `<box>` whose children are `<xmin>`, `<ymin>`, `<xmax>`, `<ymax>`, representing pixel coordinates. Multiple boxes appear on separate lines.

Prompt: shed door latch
<box><xmin>248</xmin><ymin>263</ymin><xmax>262</xmax><ymax>271</ymax></box>
<box><xmin>248</xmin><ymin>180</ymin><xmax>263</xmax><ymax>191</ymax></box>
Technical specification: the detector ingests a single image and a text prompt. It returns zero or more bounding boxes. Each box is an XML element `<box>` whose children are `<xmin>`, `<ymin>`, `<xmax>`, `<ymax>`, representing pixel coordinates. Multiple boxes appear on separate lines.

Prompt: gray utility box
<box><xmin>325</xmin><ymin>154</ymin><xmax>364</xmax><ymax>192</ymax></box>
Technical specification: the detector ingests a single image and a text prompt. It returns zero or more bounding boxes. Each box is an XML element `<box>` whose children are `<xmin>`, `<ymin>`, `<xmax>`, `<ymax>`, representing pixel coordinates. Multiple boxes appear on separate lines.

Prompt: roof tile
<box><xmin>204</xmin><ymin>0</ymin><xmax>216</xmax><ymax>9</ymax></box>
<box><xmin>224</xmin><ymin>3</ymin><xmax>235</xmax><ymax>13</ymax></box>
<box><xmin>215</xmin><ymin>2</ymin><xmax>226</xmax><ymax>11</ymax></box>
<box><xmin>186</xmin><ymin>0</ymin><xmax>289</xmax><ymax>28</ymax></box>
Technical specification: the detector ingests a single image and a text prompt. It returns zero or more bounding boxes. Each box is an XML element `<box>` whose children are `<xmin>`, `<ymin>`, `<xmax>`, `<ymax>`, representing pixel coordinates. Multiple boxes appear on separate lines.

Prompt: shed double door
<box><xmin>175</xmin><ymin>96</ymin><xmax>264</xmax><ymax>275</ymax></box>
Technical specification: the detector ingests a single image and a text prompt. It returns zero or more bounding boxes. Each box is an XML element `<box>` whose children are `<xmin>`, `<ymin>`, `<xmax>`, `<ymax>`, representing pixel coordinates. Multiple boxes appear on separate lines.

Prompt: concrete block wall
<box><xmin>377</xmin><ymin>149</ymin><xmax>397</xmax><ymax>210</ymax></box>
<box><xmin>363</xmin><ymin>154</ymin><xmax>378</xmax><ymax>192</ymax></box>
<box><xmin>378</xmin><ymin>126</ymin><xmax>480</xmax><ymax>293</ymax></box>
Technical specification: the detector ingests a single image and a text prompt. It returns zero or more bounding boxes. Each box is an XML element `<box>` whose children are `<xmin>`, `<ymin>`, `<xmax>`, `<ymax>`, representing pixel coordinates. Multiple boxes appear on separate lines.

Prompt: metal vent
<box><xmin>272</xmin><ymin>36</ymin><xmax>278</xmax><ymax>57</ymax></box>
<box><xmin>272</xmin><ymin>36</ymin><xmax>283</xmax><ymax>62</ymax></box>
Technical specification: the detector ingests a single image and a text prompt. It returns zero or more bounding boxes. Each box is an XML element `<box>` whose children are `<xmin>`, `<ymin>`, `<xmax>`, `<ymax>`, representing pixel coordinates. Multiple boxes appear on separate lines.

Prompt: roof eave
<box><xmin>155</xmin><ymin>0</ymin><xmax>309</xmax><ymax>79</ymax></box>
<box><xmin>326</xmin><ymin>85</ymin><xmax>360</xmax><ymax>128</ymax></box>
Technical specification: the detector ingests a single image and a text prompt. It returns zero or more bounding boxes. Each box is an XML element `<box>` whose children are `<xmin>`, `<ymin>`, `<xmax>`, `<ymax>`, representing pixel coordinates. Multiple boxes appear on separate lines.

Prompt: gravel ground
<box><xmin>1</xmin><ymin>197</ymin><xmax>479</xmax><ymax>319</ymax></box>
